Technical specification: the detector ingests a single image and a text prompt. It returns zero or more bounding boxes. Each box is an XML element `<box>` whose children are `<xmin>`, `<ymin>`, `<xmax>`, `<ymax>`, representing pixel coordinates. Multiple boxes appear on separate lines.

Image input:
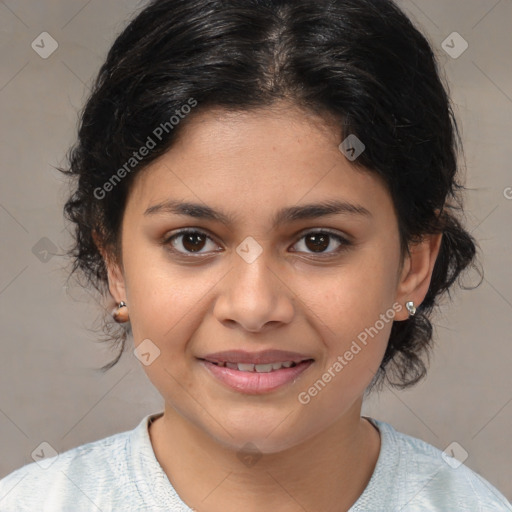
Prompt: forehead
<box><xmin>126</xmin><ymin>104</ymin><xmax>394</xmax><ymax>226</ymax></box>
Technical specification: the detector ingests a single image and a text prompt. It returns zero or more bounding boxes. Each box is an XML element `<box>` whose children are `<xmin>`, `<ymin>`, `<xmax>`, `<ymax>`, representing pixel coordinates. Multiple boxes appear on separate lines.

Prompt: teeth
<box><xmin>208</xmin><ymin>360</ymin><xmax>308</xmax><ymax>372</ymax></box>
<box><xmin>237</xmin><ymin>363</ymin><xmax>255</xmax><ymax>372</ymax></box>
<box><xmin>213</xmin><ymin>361</ymin><xmax>298</xmax><ymax>372</ymax></box>
<box><xmin>254</xmin><ymin>364</ymin><xmax>273</xmax><ymax>373</ymax></box>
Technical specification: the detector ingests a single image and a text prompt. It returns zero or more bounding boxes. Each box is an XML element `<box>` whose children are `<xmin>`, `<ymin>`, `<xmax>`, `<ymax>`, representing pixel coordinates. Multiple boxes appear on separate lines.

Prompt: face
<box><xmin>104</xmin><ymin>103</ymin><xmax>436</xmax><ymax>453</ymax></box>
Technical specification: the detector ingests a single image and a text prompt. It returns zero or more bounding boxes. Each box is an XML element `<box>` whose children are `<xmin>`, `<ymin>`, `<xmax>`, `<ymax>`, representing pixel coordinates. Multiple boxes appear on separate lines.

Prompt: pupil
<box><xmin>183</xmin><ymin>233</ymin><xmax>205</xmax><ymax>252</ymax></box>
<box><xmin>306</xmin><ymin>233</ymin><xmax>329</xmax><ymax>252</ymax></box>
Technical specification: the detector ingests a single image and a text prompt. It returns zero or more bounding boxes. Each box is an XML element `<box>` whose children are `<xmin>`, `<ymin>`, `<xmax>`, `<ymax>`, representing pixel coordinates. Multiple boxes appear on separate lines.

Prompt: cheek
<box><xmin>122</xmin><ymin>240</ymin><xmax>212</xmax><ymax>340</ymax></box>
<box><xmin>301</xmin><ymin>247</ymin><xmax>398</xmax><ymax>334</ymax></box>
<box><xmin>293</xmin><ymin>245</ymin><xmax>398</xmax><ymax>378</ymax></box>
<box><xmin>293</xmin><ymin>271</ymin><xmax>393</xmax><ymax>420</ymax></box>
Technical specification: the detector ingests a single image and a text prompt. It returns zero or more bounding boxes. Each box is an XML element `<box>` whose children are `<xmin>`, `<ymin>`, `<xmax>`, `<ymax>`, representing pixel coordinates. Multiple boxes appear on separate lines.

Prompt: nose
<box><xmin>213</xmin><ymin>250</ymin><xmax>295</xmax><ymax>333</ymax></box>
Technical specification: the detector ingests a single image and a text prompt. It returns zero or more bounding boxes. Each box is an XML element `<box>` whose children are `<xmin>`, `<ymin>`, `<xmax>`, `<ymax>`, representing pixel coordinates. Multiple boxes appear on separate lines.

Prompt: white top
<box><xmin>0</xmin><ymin>412</ymin><xmax>510</xmax><ymax>511</ymax></box>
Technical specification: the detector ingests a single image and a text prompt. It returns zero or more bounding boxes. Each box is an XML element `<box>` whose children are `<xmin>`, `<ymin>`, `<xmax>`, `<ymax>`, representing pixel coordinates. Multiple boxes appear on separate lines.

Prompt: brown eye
<box><xmin>291</xmin><ymin>230</ymin><xmax>351</xmax><ymax>256</ymax></box>
<box><xmin>181</xmin><ymin>232</ymin><xmax>207</xmax><ymax>252</ymax></box>
<box><xmin>165</xmin><ymin>230</ymin><xmax>219</xmax><ymax>255</ymax></box>
<box><xmin>304</xmin><ymin>233</ymin><xmax>330</xmax><ymax>252</ymax></box>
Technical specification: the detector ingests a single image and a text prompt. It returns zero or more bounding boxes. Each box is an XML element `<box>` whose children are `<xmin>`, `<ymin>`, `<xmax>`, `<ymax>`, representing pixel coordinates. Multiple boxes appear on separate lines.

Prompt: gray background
<box><xmin>1</xmin><ymin>0</ymin><xmax>511</xmax><ymax>503</ymax></box>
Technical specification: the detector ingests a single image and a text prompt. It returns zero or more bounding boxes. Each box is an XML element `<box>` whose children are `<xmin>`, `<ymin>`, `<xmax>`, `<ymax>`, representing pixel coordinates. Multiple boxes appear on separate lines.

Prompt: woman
<box><xmin>1</xmin><ymin>0</ymin><xmax>510</xmax><ymax>510</ymax></box>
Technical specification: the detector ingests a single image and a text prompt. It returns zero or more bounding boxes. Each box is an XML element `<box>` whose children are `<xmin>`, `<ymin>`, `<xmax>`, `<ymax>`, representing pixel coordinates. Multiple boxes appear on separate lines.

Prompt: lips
<box><xmin>211</xmin><ymin>361</ymin><xmax>299</xmax><ymax>372</ymax></box>
<box><xmin>198</xmin><ymin>349</ymin><xmax>315</xmax><ymax>394</ymax></box>
<box><xmin>199</xmin><ymin>349</ymin><xmax>313</xmax><ymax>365</ymax></box>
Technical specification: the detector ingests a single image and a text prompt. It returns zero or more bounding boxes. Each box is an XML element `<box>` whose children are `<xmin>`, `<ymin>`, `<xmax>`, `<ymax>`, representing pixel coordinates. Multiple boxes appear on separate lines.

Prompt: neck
<box><xmin>149</xmin><ymin>400</ymin><xmax>381</xmax><ymax>512</ymax></box>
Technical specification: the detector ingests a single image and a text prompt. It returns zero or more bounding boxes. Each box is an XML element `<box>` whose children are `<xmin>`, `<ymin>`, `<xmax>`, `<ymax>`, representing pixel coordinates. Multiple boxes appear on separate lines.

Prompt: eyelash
<box><xmin>162</xmin><ymin>228</ymin><xmax>352</xmax><ymax>259</ymax></box>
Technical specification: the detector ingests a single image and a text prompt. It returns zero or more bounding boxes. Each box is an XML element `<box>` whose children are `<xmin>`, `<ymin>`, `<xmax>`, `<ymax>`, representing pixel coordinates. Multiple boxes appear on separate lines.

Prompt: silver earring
<box><xmin>405</xmin><ymin>301</ymin><xmax>416</xmax><ymax>317</ymax></box>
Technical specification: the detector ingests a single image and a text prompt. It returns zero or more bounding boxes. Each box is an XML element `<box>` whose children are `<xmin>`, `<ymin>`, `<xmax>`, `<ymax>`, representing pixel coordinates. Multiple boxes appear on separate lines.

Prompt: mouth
<box><xmin>197</xmin><ymin>351</ymin><xmax>315</xmax><ymax>394</ymax></box>
<box><xmin>199</xmin><ymin>349</ymin><xmax>314</xmax><ymax>366</ymax></box>
<box><xmin>201</xmin><ymin>360</ymin><xmax>312</xmax><ymax>372</ymax></box>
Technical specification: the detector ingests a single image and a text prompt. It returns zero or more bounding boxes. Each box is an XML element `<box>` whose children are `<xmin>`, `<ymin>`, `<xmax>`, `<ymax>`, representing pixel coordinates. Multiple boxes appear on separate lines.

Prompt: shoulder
<box><xmin>366</xmin><ymin>418</ymin><xmax>512</xmax><ymax>511</ymax></box>
<box><xmin>0</xmin><ymin>426</ymin><xmax>132</xmax><ymax>512</ymax></box>
<box><xmin>0</xmin><ymin>412</ymin><xmax>192</xmax><ymax>512</ymax></box>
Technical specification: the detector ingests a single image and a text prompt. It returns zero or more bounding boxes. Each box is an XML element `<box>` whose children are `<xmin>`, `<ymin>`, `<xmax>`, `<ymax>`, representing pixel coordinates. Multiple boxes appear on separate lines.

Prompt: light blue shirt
<box><xmin>0</xmin><ymin>412</ymin><xmax>510</xmax><ymax>511</ymax></box>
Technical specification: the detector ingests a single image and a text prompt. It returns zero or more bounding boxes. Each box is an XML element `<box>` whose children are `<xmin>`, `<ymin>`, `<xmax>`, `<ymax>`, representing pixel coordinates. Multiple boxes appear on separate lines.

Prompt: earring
<box><xmin>112</xmin><ymin>301</ymin><xmax>129</xmax><ymax>323</ymax></box>
<box><xmin>405</xmin><ymin>301</ymin><xmax>416</xmax><ymax>317</ymax></box>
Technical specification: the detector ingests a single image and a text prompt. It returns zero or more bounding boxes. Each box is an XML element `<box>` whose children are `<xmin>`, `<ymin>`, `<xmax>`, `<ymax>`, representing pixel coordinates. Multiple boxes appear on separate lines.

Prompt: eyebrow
<box><xmin>144</xmin><ymin>198</ymin><xmax>372</xmax><ymax>228</ymax></box>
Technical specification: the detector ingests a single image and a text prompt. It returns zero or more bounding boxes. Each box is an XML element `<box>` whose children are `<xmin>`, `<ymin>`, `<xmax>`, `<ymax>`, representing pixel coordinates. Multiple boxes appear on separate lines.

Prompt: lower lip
<box><xmin>200</xmin><ymin>359</ymin><xmax>314</xmax><ymax>394</ymax></box>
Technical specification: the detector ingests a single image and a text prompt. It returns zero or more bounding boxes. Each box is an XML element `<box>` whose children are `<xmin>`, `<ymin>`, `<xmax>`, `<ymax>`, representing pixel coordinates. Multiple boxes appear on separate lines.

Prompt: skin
<box><xmin>99</xmin><ymin>102</ymin><xmax>442</xmax><ymax>512</ymax></box>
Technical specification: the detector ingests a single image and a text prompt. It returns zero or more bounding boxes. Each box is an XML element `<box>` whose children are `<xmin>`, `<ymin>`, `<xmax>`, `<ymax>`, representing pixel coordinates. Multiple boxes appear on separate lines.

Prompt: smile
<box><xmin>199</xmin><ymin>358</ymin><xmax>314</xmax><ymax>394</ymax></box>
<box><xmin>209</xmin><ymin>361</ymin><xmax>300</xmax><ymax>372</ymax></box>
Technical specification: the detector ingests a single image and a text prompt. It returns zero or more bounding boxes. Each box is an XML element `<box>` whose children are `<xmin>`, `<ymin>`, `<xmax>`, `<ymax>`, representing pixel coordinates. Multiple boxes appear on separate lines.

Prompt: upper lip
<box><xmin>200</xmin><ymin>350</ymin><xmax>314</xmax><ymax>365</ymax></box>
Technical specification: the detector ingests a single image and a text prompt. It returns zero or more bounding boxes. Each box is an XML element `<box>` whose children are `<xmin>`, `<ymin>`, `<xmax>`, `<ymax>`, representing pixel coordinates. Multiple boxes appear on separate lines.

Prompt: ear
<box><xmin>394</xmin><ymin>232</ymin><xmax>443</xmax><ymax>321</ymax></box>
<box><xmin>92</xmin><ymin>230</ymin><xmax>127</xmax><ymax>304</ymax></box>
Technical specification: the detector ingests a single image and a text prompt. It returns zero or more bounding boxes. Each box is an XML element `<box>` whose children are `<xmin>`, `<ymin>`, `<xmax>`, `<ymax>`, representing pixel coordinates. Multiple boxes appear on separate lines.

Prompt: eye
<box><xmin>163</xmin><ymin>228</ymin><xmax>351</xmax><ymax>258</ymax></box>
<box><xmin>164</xmin><ymin>229</ymin><xmax>220</xmax><ymax>256</ymax></box>
<box><xmin>291</xmin><ymin>229</ymin><xmax>352</xmax><ymax>256</ymax></box>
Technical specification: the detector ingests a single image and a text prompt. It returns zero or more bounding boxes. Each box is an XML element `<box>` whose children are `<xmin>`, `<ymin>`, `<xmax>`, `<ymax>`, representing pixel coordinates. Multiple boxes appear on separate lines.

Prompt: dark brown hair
<box><xmin>60</xmin><ymin>0</ymin><xmax>481</xmax><ymax>391</ymax></box>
